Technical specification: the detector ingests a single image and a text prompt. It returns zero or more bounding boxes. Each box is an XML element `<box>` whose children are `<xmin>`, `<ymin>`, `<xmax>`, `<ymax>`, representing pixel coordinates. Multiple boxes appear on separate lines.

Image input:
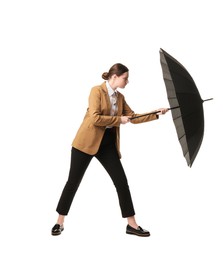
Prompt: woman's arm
<box><xmin>122</xmin><ymin>98</ymin><xmax>159</xmax><ymax>124</ymax></box>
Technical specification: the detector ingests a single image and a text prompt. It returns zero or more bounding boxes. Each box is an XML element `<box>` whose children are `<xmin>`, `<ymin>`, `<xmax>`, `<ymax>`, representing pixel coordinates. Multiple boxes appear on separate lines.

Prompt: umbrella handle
<box><xmin>130</xmin><ymin>106</ymin><xmax>180</xmax><ymax>120</ymax></box>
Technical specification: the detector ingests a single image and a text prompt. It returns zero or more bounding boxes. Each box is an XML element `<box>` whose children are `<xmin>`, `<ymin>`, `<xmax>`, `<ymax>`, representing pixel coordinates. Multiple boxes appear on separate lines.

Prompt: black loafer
<box><xmin>126</xmin><ymin>224</ymin><xmax>150</xmax><ymax>237</ymax></box>
<box><xmin>51</xmin><ymin>224</ymin><xmax>64</xmax><ymax>236</ymax></box>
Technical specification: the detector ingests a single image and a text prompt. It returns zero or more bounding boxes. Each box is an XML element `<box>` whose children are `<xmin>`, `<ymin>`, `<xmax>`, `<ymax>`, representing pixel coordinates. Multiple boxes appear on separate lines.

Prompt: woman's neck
<box><xmin>108</xmin><ymin>79</ymin><xmax>117</xmax><ymax>91</ymax></box>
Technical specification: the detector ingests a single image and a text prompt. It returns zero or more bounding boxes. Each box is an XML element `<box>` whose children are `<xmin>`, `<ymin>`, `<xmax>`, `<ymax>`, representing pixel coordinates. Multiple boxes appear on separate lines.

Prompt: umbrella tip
<box><xmin>203</xmin><ymin>98</ymin><xmax>214</xmax><ymax>102</ymax></box>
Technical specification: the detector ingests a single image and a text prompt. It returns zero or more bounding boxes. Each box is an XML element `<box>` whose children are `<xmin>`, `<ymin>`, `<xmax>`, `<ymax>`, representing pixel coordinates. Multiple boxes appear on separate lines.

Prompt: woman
<box><xmin>51</xmin><ymin>63</ymin><xmax>168</xmax><ymax>237</ymax></box>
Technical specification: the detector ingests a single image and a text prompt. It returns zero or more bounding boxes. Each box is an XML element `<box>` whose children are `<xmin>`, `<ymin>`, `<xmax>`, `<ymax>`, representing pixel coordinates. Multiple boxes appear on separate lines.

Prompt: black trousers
<box><xmin>56</xmin><ymin>128</ymin><xmax>135</xmax><ymax>218</ymax></box>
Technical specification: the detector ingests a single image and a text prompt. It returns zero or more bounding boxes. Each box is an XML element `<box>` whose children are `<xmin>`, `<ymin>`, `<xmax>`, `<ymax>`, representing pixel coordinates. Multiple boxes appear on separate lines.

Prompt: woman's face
<box><xmin>115</xmin><ymin>72</ymin><xmax>129</xmax><ymax>89</ymax></box>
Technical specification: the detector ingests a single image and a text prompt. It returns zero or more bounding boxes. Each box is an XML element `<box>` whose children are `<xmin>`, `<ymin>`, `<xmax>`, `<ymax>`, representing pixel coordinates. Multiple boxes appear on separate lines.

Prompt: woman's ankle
<box><xmin>127</xmin><ymin>216</ymin><xmax>138</xmax><ymax>229</ymax></box>
<box><xmin>57</xmin><ymin>214</ymin><xmax>65</xmax><ymax>225</ymax></box>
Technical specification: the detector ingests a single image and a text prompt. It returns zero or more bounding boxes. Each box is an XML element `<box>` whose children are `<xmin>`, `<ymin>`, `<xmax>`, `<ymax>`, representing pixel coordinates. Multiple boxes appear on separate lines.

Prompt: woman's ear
<box><xmin>109</xmin><ymin>74</ymin><xmax>117</xmax><ymax>83</ymax></box>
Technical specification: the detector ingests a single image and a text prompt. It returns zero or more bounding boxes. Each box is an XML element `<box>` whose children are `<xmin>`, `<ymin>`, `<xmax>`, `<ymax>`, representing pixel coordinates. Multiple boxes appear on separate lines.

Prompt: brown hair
<box><xmin>102</xmin><ymin>63</ymin><xmax>129</xmax><ymax>80</ymax></box>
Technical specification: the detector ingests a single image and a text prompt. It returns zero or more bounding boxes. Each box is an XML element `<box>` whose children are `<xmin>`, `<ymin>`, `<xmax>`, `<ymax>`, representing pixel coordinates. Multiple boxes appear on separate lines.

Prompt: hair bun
<box><xmin>102</xmin><ymin>72</ymin><xmax>109</xmax><ymax>80</ymax></box>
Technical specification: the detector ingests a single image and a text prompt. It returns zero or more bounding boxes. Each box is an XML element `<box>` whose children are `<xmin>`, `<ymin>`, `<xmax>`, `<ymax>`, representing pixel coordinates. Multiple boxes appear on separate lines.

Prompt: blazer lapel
<box><xmin>101</xmin><ymin>82</ymin><xmax>123</xmax><ymax>116</ymax></box>
<box><xmin>116</xmin><ymin>91</ymin><xmax>123</xmax><ymax>116</ymax></box>
<box><xmin>101</xmin><ymin>82</ymin><xmax>111</xmax><ymax>115</ymax></box>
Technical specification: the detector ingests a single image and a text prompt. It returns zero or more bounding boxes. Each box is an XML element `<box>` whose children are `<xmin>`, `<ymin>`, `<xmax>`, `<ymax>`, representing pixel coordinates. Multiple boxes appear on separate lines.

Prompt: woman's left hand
<box><xmin>156</xmin><ymin>108</ymin><xmax>169</xmax><ymax>115</ymax></box>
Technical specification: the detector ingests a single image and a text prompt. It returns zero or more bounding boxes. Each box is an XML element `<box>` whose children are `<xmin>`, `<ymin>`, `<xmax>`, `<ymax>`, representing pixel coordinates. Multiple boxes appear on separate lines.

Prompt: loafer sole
<box><xmin>52</xmin><ymin>231</ymin><xmax>62</xmax><ymax>236</ymax></box>
<box><xmin>126</xmin><ymin>230</ymin><xmax>150</xmax><ymax>237</ymax></box>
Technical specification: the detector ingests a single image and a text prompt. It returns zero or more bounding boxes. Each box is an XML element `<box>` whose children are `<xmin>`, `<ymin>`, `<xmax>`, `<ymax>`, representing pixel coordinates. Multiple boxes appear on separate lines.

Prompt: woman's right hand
<box><xmin>121</xmin><ymin>116</ymin><xmax>130</xmax><ymax>124</ymax></box>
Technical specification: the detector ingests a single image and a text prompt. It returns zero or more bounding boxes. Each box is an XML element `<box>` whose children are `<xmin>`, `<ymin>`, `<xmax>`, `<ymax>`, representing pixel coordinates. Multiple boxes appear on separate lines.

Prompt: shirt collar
<box><xmin>106</xmin><ymin>81</ymin><xmax>117</xmax><ymax>97</ymax></box>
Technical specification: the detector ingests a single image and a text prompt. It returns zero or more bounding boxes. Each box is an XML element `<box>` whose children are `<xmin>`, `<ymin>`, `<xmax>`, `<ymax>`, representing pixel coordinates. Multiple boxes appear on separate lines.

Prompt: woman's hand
<box><xmin>121</xmin><ymin>116</ymin><xmax>131</xmax><ymax>124</ymax></box>
<box><xmin>156</xmin><ymin>108</ymin><xmax>169</xmax><ymax>115</ymax></box>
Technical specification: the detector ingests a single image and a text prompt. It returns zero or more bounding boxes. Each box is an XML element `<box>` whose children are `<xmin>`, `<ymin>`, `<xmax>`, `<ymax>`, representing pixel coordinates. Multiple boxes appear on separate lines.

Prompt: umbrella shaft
<box><xmin>130</xmin><ymin>106</ymin><xmax>179</xmax><ymax>120</ymax></box>
<box><xmin>169</xmin><ymin>106</ymin><xmax>180</xmax><ymax>110</ymax></box>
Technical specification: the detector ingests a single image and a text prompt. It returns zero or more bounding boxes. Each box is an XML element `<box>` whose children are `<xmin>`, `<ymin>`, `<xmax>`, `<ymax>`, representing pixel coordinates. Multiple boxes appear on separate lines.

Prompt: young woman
<box><xmin>51</xmin><ymin>63</ymin><xmax>168</xmax><ymax>237</ymax></box>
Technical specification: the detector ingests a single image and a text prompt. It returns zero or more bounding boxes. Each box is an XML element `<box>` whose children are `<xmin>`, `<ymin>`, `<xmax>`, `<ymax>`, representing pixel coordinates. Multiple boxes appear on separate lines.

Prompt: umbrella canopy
<box><xmin>159</xmin><ymin>48</ymin><xmax>212</xmax><ymax>167</ymax></box>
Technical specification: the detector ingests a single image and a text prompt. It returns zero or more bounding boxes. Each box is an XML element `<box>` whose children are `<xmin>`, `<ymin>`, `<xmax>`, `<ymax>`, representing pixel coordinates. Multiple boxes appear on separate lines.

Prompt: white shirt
<box><xmin>106</xmin><ymin>81</ymin><xmax>118</xmax><ymax>116</ymax></box>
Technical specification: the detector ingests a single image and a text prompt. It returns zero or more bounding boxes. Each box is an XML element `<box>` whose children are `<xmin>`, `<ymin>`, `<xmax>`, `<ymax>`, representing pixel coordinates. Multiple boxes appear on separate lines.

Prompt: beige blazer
<box><xmin>72</xmin><ymin>82</ymin><xmax>158</xmax><ymax>158</ymax></box>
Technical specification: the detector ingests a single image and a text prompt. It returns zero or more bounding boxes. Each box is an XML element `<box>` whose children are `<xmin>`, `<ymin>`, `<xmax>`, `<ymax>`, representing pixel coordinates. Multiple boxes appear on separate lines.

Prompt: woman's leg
<box><xmin>95</xmin><ymin>131</ymin><xmax>136</xmax><ymax>222</ymax></box>
<box><xmin>56</xmin><ymin>147</ymin><xmax>93</xmax><ymax>219</ymax></box>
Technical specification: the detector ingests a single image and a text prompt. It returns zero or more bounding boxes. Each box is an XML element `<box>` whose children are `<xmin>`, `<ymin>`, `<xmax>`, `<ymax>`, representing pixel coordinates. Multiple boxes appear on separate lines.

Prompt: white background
<box><xmin>0</xmin><ymin>0</ymin><xmax>222</xmax><ymax>259</ymax></box>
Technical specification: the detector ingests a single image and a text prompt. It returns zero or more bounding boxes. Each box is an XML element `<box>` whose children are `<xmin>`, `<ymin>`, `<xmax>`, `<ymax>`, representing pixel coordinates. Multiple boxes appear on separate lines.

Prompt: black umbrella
<box><xmin>130</xmin><ymin>49</ymin><xmax>212</xmax><ymax>167</ymax></box>
<box><xmin>159</xmin><ymin>48</ymin><xmax>213</xmax><ymax>167</ymax></box>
